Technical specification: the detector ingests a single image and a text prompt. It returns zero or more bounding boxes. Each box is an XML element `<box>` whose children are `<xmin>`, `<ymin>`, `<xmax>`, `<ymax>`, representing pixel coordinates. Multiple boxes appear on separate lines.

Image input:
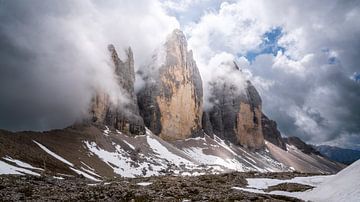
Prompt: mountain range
<box><xmin>314</xmin><ymin>145</ymin><xmax>360</xmax><ymax>165</ymax></box>
<box><xmin>0</xmin><ymin>29</ymin><xmax>345</xmax><ymax>180</ymax></box>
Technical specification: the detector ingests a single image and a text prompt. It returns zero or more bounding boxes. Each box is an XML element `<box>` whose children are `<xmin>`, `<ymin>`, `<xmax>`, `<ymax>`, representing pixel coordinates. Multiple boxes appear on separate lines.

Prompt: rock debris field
<box><xmin>0</xmin><ymin>172</ymin><xmax>318</xmax><ymax>201</ymax></box>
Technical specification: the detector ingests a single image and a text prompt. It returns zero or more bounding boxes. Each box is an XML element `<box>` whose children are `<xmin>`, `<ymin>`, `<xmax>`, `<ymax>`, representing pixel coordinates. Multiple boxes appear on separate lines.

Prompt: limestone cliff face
<box><xmin>204</xmin><ymin>66</ymin><xmax>265</xmax><ymax>150</ymax></box>
<box><xmin>138</xmin><ymin>29</ymin><xmax>203</xmax><ymax>140</ymax></box>
<box><xmin>90</xmin><ymin>45</ymin><xmax>145</xmax><ymax>135</ymax></box>
<box><xmin>261</xmin><ymin>113</ymin><xmax>287</xmax><ymax>150</ymax></box>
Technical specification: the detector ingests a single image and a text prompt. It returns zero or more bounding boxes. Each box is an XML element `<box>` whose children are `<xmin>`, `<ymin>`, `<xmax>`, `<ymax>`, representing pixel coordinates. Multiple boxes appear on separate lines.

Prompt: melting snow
<box><xmin>234</xmin><ymin>160</ymin><xmax>360</xmax><ymax>202</ymax></box>
<box><xmin>84</xmin><ymin>141</ymin><xmax>157</xmax><ymax>177</ymax></box>
<box><xmin>213</xmin><ymin>135</ymin><xmax>237</xmax><ymax>156</ymax></box>
<box><xmin>0</xmin><ymin>160</ymin><xmax>40</xmax><ymax>176</ymax></box>
<box><xmin>302</xmin><ymin>160</ymin><xmax>360</xmax><ymax>202</ymax></box>
<box><xmin>103</xmin><ymin>126</ymin><xmax>110</xmax><ymax>137</ymax></box>
<box><xmin>123</xmin><ymin>140</ymin><xmax>135</xmax><ymax>150</ymax></box>
<box><xmin>146</xmin><ymin>136</ymin><xmax>192</xmax><ymax>165</ymax></box>
<box><xmin>246</xmin><ymin>175</ymin><xmax>332</xmax><ymax>190</ymax></box>
<box><xmin>33</xmin><ymin>140</ymin><xmax>74</xmax><ymax>167</ymax></box>
<box><xmin>70</xmin><ymin>167</ymin><xmax>101</xmax><ymax>182</ymax></box>
<box><xmin>3</xmin><ymin>156</ymin><xmax>43</xmax><ymax>171</ymax></box>
<box><xmin>137</xmin><ymin>182</ymin><xmax>152</xmax><ymax>186</ymax></box>
<box><xmin>81</xmin><ymin>167</ymin><xmax>101</xmax><ymax>178</ymax></box>
<box><xmin>182</xmin><ymin>147</ymin><xmax>244</xmax><ymax>171</ymax></box>
<box><xmin>80</xmin><ymin>161</ymin><xmax>95</xmax><ymax>171</ymax></box>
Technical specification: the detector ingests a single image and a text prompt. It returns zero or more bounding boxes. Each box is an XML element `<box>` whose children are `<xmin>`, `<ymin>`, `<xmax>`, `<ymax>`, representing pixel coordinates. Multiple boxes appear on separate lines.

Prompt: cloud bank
<box><xmin>1</xmin><ymin>0</ymin><xmax>359</xmax><ymax>150</ymax></box>
<box><xmin>0</xmin><ymin>0</ymin><xmax>178</xmax><ymax>131</ymax></box>
<box><xmin>181</xmin><ymin>0</ymin><xmax>360</xmax><ymax>149</ymax></box>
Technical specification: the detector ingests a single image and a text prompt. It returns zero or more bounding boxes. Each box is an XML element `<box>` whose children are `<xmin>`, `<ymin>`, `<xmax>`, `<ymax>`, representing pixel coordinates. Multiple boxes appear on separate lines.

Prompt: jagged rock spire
<box><xmin>137</xmin><ymin>29</ymin><xmax>203</xmax><ymax>140</ymax></box>
<box><xmin>203</xmin><ymin>61</ymin><xmax>265</xmax><ymax>150</ymax></box>
<box><xmin>90</xmin><ymin>45</ymin><xmax>145</xmax><ymax>135</ymax></box>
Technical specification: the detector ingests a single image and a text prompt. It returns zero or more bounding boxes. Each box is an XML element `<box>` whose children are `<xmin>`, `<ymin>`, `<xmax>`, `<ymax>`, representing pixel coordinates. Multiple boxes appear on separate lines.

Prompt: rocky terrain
<box><xmin>0</xmin><ymin>172</ymin><xmax>314</xmax><ymax>201</ymax></box>
<box><xmin>0</xmin><ymin>29</ymin><xmax>347</xmax><ymax>201</ymax></box>
<box><xmin>137</xmin><ymin>29</ymin><xmax>203</xmax><ymax>140</ymax></box>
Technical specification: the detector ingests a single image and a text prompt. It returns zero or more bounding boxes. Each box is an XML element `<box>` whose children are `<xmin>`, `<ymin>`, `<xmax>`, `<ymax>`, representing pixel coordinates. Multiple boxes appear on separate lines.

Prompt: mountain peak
<box><xmin>166</xmin><ymin>29</ymin><xmax>188</xmax><ymax>49</ymax></box>
<box><xmin>171</xmin><ymin>28</ymin><xmax>186</xmax><ymax>38</ymax></box>
<box><xmin>138</xmin><ymin>29</ymin><xmax>203</xmax><ymax>140</ymax></box>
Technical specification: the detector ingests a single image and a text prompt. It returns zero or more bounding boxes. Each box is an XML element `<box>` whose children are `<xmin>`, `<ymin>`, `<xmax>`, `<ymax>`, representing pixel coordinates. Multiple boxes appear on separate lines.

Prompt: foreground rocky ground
<box><xmin>0</xmin><ymin>172</ymin><xmax>320</xmax><ymax>201</ymax></box>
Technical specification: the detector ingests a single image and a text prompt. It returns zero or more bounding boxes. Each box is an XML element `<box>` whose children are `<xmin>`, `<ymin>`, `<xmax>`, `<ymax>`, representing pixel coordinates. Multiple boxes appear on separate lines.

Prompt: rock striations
<box><xmin>138</xmin><ymin>29</ymin><xmax>203</xmax><ymax>141</ymax></box>
<box><xmin>90</xmin><ymin>45</ymin><xmax>145</xmax><ymax>135</ymax></box>
<box><xmin>92</xmin><ymin>29</ymin><xmax>277</xmax><ymax>150</ymax></box>
<box><xmin>202</xmin><ymin>63</ymin><xmax>265</xmax><ymax>150</ymax></box>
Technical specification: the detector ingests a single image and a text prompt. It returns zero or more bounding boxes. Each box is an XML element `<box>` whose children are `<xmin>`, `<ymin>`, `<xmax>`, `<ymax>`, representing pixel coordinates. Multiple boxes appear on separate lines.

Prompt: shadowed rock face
<box><xmin>89</xmin><ymin>45</ymin><xmax>145</xmax><ymax>135</ymax></box>
<box><xmin>204</xmin><ymin>67</ymin><xmax>265</xmax><ymax>150</ymax></box>
<box><xmin>261</xmin><ymin>113</ymin><xmax>287</xmax><ymax>150</ymax></box>
<box><xmin>283</xmin><ymin>136</ymin><xmax>322</xmax><ymax>155</ymax></box>
<box><xmin>138</xmin><ymin>29</ymin><xmax>203</xmax><ymax>140</ymax></box>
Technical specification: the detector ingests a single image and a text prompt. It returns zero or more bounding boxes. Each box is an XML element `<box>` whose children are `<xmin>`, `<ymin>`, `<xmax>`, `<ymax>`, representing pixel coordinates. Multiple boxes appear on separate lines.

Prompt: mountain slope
<box><xmin>315</xmin><ymin>145</ymin><xmax>360</xmax><ymax>165</ymax></box>
<box><xmin>0</xmin><ymin>29</ymin><xmax>345</xmax><ymax>180</ymax></box>
<box><xmin>0</xmin><ymin>124</ymin><xmax>344</xmax><ymax>180</ymax></box>
<box><xmin>301</xmin><ymin>159</ymin><xmax>360</xmax><ymax>202</ymax></box>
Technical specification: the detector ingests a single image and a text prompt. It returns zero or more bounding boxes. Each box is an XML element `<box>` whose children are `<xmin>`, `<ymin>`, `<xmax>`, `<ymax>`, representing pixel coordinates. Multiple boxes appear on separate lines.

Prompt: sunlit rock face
<box><xmin>138</xmin><ymin>29</ymin><xmax>203</xmax><ymax>140</ymax></box>
<box><xmin>89</xmin><ymin>45</ymin><xmax>145</xmax><ymax>135</ymax></box>
<box><xmin>204</xmin><ymin>67</ymin><xmax>265</xmax><ymax>150</ymax></box>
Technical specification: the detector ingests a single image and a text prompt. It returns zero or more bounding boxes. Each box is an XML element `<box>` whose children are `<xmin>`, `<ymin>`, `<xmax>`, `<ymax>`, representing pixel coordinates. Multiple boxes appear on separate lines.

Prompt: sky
<box><xmin>0</xmin><ymin>0</ymin><xmax>359</xmax><ymax>150</ymax></box>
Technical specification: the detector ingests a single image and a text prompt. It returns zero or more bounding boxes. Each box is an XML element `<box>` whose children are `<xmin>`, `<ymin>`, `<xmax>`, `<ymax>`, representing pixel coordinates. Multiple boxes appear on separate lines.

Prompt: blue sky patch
<box><xmin>328</xmin><ymin>56</ymin><xmax>337</xmax><ymax>64</ymax></box>
<box><xmin>352</xmin><ymin>72</ymin><xmax>360</xmax><ymax>82</ymax></box>
<box><xmin>244</xmin><ymin>27</ymin><xmax>285</xmax><ymax>63</ymax></box>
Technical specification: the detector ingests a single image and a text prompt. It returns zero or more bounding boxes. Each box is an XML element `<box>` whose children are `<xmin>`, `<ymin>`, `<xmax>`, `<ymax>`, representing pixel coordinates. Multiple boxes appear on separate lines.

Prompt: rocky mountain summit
<box><xmin>203</xmin><ymin>74</ymin><xmax>264</xmax><ymax>150</ymax></box>
<box><xmin>0</xmin><ymin>29</ymin><xmax>345</xmax><ymax>181</ymax></box>
<box><xmin>90</xmin><ymin>45</ymin><xmax>145</xmax><ymax>135</ymax></box>
<box><xmin>138</xmin><ymin>29</ymin><xmax>203</xmax><ymax>141</ymax></box>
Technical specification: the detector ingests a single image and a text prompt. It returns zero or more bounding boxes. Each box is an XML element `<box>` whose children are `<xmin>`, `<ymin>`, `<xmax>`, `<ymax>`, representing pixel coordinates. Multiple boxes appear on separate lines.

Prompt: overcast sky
<box><xmin>0</xmin><ymin>0</ymin><xmax>359</xmax><ymax>149</ymax></box>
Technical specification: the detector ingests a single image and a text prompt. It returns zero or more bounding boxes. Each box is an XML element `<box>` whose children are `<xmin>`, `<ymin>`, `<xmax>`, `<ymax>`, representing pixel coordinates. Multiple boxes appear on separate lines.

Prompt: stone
<box><xmin>205</xmin><ymin>64</ymin><xmax>265</xmax><ymax>150</ymax></box>
<box><xmin>137</xmin><ymin>29</ymin><xmax>203</xmax><ymax>140</ymax></box>
<box><xmin>89</xmin><ymin>45</ymin><xmax>145</xmax><ymax>135</ymax></box>
<box><xmin>261</xmin><ymin>113</ymin><xmax>287</xmax><ymax>150</ymax></box>
<box><xmin>283</xmin><ymin>136</ymin><xmax>321</xmax><ymax>155</ymax></box>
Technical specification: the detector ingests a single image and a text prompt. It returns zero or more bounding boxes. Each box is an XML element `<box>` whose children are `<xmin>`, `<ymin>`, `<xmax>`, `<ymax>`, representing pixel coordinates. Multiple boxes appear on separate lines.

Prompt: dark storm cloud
<box><xmin>0</xmin><ymin>0</ymin><xmax>178</xmax><ymax>131</ymax></box>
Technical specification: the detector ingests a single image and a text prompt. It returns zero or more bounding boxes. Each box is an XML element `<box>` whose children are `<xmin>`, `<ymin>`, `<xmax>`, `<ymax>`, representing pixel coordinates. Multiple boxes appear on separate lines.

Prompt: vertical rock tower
<box><xmin>138</xmin><ymin>29</ymin><xmax>203</xmax><ymax>140</ymax></box>
<box><xmin>90</xmin><ymin>45</ymin><xmax>145</xmax><ymax>135</ymax></box>
<box><xmin>203</xmin><ymin>63</ymin><xmax>265</xmax><ymax>150</ymax></box>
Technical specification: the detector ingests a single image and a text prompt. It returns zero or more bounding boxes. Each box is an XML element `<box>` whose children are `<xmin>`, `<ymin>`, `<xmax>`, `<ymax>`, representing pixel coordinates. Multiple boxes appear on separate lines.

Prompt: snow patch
<box><xmin>103</xmin><ymin>125</ymin><xmax>110</xmax><ymax>137</ymax></box>
<box><xmin>33</xmin><ymin>140</ymin><xmax>74</xmax><ymax>167</ymax></box>
<box><xmin>70</xmin><ymin>167</ymin><xmax>101</xmax><ymax>182</ymax></box>
<box><xmin>182</xmin><ymin>147</ymin><xmax>244</xmax><ymax>171</ymax></box>
<box><xmin>137</xmin><ymin>182</ymin><xmax>152</xmax><ymax>186</ymax></box>
<box><xmin>146</xmin><ymin>136</ymin><xmax>193</xmax><ymax>165</ymax></box>
<box><xmin>0</xmin><ymin>160</ymin><xmax>40</xmax><ymax>176</ymax></box>
<box><xmin>123</xmin><ymin>140</ymin><xmax>135</xmax><ymax>150</ymax></box>
<box><xmin>84</xmin><ymin>141</ymin><xmax>159</xmax><ymax>177</ymax></box>
<box><xmin>245</xmin><ymin>175</ymin><xmax>332</xmax><ymax>190</ymax></box>
<box><xmin>3</xmin><ymin>156</ymin><xmax>43</xmax><ymax>171</ymax></box>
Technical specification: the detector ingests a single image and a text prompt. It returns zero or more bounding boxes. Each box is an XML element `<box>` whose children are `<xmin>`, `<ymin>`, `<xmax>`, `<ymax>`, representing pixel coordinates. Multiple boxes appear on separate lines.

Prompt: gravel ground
<box><xmin>0</xmin><ymin>172</ymin><xmax>319</xmax><ymax>201</ymax></box>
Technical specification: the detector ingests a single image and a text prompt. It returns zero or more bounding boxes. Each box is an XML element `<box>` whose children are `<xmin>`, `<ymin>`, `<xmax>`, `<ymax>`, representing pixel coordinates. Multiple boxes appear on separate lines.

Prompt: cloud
<box><xmin>1</xmin><ymin>0</ymin><xmax>359</xmax><ymax>150</ymax></box>
<box><xmin>183</xmin><ymin>0</ymin><xmax>360</xmax><ymax>149</ymax></box>
<box><xmin>202</xmin><ymin>52</ymin><xmax>248</xmax><ymax>109</ymax></box>
<box><xmin>0</xmin><ymin>0</ymin><xmax>178</xmax><ymax>131</ymax></box>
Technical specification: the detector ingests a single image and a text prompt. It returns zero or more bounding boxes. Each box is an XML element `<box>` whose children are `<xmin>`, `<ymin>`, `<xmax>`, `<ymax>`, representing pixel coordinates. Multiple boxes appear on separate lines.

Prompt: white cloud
<box><xmin>0</xmin><ymin>0</ymin><xmax>179</xmax><ymax>131</ymax></box>
<box><xmin>182</xmin><ymin>0</ymin><xmax>360</xmax><ymax>148</ymax></box>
